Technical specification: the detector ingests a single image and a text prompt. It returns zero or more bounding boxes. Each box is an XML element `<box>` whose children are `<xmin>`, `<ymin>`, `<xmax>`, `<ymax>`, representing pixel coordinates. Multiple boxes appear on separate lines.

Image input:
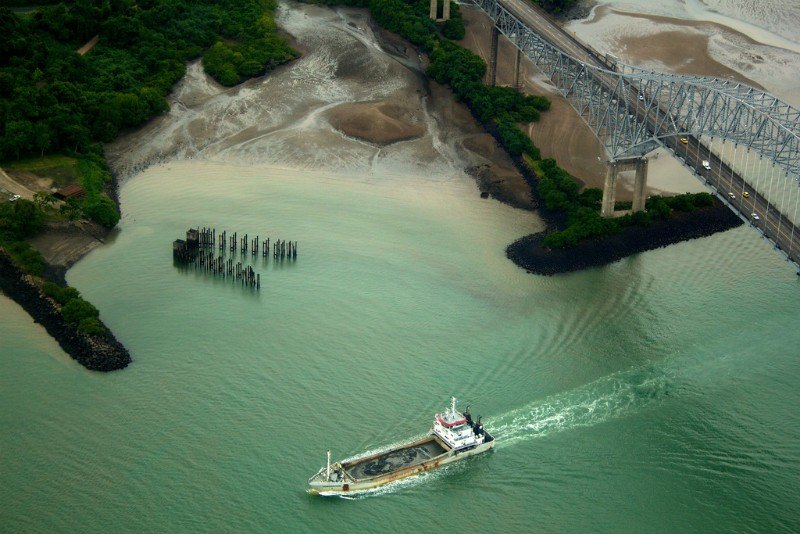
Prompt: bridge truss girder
<box><xmin>471</xmin><ymin>0</ymin><xmax>800</xmax><ymax>180</ymax></box>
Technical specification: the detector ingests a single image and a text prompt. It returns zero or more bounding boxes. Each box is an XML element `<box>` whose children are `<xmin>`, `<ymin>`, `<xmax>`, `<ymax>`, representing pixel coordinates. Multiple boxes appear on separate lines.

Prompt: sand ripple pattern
<box><xmin>106</xmin><ymin>2</ymin><xmax>467</xmax><ymax>183</ymax></box>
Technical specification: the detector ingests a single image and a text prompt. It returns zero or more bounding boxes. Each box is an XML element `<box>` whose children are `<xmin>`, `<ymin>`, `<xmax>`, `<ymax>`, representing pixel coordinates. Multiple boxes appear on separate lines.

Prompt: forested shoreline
<box><xmin>0</xmin><ymin>0</ymin><xmax>296</xmax><ymax>370</ymax></box>
<box><xmin>1</xmin><ymin>0</ymin><xmax>297</xmax><ymax>162</ymax></box>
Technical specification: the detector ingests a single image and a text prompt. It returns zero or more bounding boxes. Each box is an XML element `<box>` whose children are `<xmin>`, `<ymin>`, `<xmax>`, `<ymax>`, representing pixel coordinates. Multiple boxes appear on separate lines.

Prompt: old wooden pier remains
<box><xmin>173</xmin><ymin>227</ymin><xmax>298</xmax><ymax>290</ymax></box>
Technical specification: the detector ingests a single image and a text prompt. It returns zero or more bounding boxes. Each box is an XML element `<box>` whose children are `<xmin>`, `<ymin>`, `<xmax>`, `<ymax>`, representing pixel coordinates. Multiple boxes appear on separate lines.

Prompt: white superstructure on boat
<box><xmin>308</xmin><ymin>397</ymin><xmax>494</xmax><ymax>495</ymax></box>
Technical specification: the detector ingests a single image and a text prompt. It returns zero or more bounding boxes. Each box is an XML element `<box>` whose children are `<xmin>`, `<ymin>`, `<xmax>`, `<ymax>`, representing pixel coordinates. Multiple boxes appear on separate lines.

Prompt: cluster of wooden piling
<box><xmin>193</xmin><ymin>249</ymin><xmax>261</xmax><ymax>288</ymax></box>
<box><xmin>172</xmin><ymin>227</ymin><xmax>298</xmax><ymax>290</ymax></box>
<box><xmin>272</xmin><ymin>239</ymin><xmax>297</xmax><ymax>259</ymax></box>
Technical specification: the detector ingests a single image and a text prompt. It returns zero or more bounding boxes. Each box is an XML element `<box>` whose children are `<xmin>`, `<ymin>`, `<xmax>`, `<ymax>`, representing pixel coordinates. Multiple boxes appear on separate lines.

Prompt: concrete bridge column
<box><xmin>429</xmin><ymin>0</ymin><xmax>450</xmax><ymax>20</ymax></box>
<box><xmin>631</xmin><ymin>158</ymin><xmax>648</xmax><ymax>212</ymax></box>
<box><xmin>601</xmin><ymin>157</ymin><xmax>649</xmax><ymax>217</ymax></box>
<box><xmin>489</xmin><ymin>27</ymin><xmax>499</xmax><ymax>87</ymax></box>
<box><xmin>514</xmin><ymin>48</ymin><xmax>523</xmax><ymax>90</ymax></box>
<box><xmin>601</xmin><ymin>161</ymin><xmax>619</xmax><ymax>217</ymax></box>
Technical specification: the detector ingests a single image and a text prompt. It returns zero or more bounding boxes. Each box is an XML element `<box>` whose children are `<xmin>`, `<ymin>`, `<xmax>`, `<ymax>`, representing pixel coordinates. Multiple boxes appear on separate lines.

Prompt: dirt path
<box><xmin>77</xmin><ymin>35</ymin><xmax>99</xmax><ymax>56</ymax></box>
<box><xmin>0</xmin><ymin>168</ymin><xmax>36</xmax><ymax>200</ymax></box>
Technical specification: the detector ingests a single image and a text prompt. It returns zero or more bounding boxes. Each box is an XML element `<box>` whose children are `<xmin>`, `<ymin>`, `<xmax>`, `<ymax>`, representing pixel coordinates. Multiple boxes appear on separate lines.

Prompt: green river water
<box><xmin>3</xmin><ymin>1</ymin><xmax>800</xmax><ymax>530</ymax></box>
<box><xmin>2</xmin><ymin>162</ymin><xmax>799</xmax><ymax>532</ymax></box>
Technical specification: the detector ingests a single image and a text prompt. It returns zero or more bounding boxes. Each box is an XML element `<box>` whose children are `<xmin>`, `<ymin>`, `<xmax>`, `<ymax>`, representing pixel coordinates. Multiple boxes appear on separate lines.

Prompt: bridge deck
<box><xmin>466</xmin><ymin>0</ymin><xmax>800</xmax><ymax>269</ymax></box>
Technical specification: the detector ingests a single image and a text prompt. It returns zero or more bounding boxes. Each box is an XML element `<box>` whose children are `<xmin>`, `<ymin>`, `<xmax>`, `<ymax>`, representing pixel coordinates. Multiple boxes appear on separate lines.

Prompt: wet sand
<box><xmin>4</xmin><ymin>0</ymin><xmax>537</xmax><ymax>278</ymax></box>
<box><xmin>461</xmin><ymin>7</ymin><xmax>630</xmax><ymax>196</ymax></box>
<box><xmin>590</xmin><ymin>6</ymin><xmax>762</xmax><ymax>86</ymax></box>
<box><xmin>104</xmin><ymin>2</ymin><xmax>533</xmax><ymax>208</ymax></box>
<box><xmin>568</xmin><ymin>4</ymin><xmax>800</xmax><ymax>107</ymax></box>
<box><xmin>28</xmin><ymin>221</ymin><xmax>109</xmax><ymax>282</ymax></box>
<box><xmin>462</xmin><ymin>6</ymin><xmax>772</xmax><ymax>201</ymax></box>
<box><xmin>458</xmin><ymin>5</ymin><xmax>752</xmax><ymax>198</ymax></box>
<box><xmin>326</xmin><ymin>101</ymin><xmax>425</xmax><ymax>145</ymax></box>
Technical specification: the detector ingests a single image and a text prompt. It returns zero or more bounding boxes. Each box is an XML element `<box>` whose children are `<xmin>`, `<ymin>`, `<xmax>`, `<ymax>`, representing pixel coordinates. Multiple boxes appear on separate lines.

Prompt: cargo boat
<box><xmin>308</xmin><ymin>397</ymin><xmax>494</xmax><ymax>495</ymax></box>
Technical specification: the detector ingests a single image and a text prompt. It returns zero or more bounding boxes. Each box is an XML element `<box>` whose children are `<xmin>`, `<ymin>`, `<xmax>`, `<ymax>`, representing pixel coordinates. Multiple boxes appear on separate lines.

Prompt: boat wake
<box><xmin>489</xmin><ymin>364</ymin><xmax>674</xmax><ymax>448</ymax></box>
<box><xmin>323</xmin><ymin>364</ymin><xmax>675</xmax><ymax>499</ymax></box>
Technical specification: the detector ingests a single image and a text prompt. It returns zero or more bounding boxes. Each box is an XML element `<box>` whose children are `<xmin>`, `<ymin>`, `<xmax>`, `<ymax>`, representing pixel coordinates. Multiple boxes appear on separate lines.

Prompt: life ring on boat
<box><xmin>342</xmin><ymin>484</ymin><xmax>350</xmax><ymax>492</ymax></box>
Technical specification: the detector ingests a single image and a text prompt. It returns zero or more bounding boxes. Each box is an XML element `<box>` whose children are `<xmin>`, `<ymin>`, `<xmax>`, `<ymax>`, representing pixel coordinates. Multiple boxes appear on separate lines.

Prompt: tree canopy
<box><xmin>0</xmin><ymin>0</ymin><xmax>296</xmax><ymax>161</ymax></box>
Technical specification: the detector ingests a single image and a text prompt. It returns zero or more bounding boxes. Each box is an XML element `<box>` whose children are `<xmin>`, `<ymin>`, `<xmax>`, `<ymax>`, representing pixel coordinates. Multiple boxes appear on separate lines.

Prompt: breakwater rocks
<box><xmin>0</xmin><ymin>251</ymin><xmax>131</xmax><ymax>371</ymax></box>
<box><xmin>507</xmin><ymin>202</ymin><xmax>744</xmax><ymax>275</ymax></box>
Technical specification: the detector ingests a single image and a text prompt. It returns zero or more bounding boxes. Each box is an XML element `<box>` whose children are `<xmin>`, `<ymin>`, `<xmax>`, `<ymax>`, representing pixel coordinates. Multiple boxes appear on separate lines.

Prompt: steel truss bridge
<box><xmin>466</xmin><ymin>0</ymin><xmax>800</xmax><ymax>269</ymax></box>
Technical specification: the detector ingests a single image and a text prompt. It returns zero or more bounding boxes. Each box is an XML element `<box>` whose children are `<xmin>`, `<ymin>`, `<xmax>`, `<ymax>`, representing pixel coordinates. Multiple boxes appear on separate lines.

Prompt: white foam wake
<box><xmin>489</xmin><ymin>364</ymin><xmax>673</xmax><ymax>448</ymax></box>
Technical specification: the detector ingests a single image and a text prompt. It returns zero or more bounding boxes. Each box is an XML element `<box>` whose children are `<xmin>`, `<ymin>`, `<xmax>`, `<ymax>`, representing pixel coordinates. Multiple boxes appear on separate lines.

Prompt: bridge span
<box><xmin>463</xmin><ymin>0</ymin><xmax>800</xmax><ymax>270</ymax></box>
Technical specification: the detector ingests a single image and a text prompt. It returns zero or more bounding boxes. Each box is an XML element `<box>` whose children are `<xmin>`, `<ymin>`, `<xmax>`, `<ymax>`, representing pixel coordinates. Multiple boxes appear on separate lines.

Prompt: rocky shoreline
<box><xmin>0</xmin><ymin>251</ymin><xmax>131</xmax><ymax>371</ymax></box>
<box><xmin>506</xmin><ymin>201</ymin><xmax>744</xmax><ymax>276</ymax></box>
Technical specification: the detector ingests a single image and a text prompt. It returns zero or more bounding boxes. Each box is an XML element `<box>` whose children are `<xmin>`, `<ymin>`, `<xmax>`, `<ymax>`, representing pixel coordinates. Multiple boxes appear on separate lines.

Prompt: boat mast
<box><xmin>326</xmin><ymin>450</ymin><xmax>331</xmax><ymax>480</ymax></box>
<box><xmin>451</xmin><ymin>396</ymin><xmax>456</xmax><ymax>417</ymax></box>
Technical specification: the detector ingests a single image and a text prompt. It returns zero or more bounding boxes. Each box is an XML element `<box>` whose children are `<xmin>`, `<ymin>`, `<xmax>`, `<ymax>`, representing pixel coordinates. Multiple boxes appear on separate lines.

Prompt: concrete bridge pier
<box><xmin>429</xmin><ymin>0</ymin><xmax>451</xmax><ymax>21</ymax></box>
<box><xmin>489</xmin><ymin>26</ymin><xmax>499</xmax><ymax>86</ymax></box>
<box><xmin>513</xmin><ymin>48</ymin><xmax>523</xmax><ymax>90</ymax></box>
<box><xmin>631</xmin><ymin>158</ymin><xmax>648</xmax><ymax>212</ymax></box>
<box><xmin>601</xmin><ymin>157</ymin><xmax>648</xmax><ymax>217</ymax></box>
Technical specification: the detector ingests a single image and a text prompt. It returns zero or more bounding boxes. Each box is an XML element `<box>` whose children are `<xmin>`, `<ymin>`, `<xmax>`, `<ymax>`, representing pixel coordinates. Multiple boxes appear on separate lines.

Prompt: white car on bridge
<box><xmin>702</xmin><ymin>160</ymin><xmax>711</xmax><ymax>170</ymax></box>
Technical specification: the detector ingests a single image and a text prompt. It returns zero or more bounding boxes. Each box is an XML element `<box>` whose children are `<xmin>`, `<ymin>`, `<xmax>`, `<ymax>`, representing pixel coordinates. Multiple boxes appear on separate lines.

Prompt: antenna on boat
<box><xmin>326</xmin><ymin>450</ymin><xmax>331</xmax><ymax>480</ymax></box>
<box><xmin>451</xmin><ymin>396</ymin><xmax>457</xmax><ymax>417</ymax></box>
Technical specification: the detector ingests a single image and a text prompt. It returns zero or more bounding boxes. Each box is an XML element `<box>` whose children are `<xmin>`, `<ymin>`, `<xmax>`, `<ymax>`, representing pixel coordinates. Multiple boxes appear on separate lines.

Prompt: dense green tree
<box><xmin>0</xmin><ymin>0</ymin><xmax>296</xmax><ymax>161</ymax></box>
<box><xmin>78</xmin><ymin>317</ymin><xmax>106</xmax><ymax>335</ymax></box>
<box><xmin>534</xmin><ymin>0</ymin><xmax>579</xmax><ymax>15</ymax></box>
<box><xmin>42</xmin><ymin>281</ymin><xmax>82</xmax><ymax>304</ymax></box>
<box><xmin>61</xmin><ymin>297</ymin><xmax>100</xmax><ymax>325</ymax></box>
<box><xmin>10</xmin><ymin>198</ymin><xmax>43</xmax><ymax>237</ymax></box>
<box><xmin>82</xmin><ymin>194</ymin><xmax>120</xmax><ymax>227</ymax></box>
<box><xmin>2</xmin><ymin>241</ymin><xmax>45</xmax><ymax>274</ymax></box>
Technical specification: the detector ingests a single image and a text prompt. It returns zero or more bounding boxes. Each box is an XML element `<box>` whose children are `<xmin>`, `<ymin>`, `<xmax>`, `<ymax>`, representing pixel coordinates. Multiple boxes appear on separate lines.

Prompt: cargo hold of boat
<box><xmin>308</xmin><ymin>397</ymin><xmax>494</xmax><ymax>495</ymax></box>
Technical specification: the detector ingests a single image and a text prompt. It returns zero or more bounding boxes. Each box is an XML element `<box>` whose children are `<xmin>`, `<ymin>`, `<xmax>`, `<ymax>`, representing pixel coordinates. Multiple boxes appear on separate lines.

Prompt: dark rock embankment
<box><xmin>0</xmin><ymin>251</ymin><xmax>131</xmax><ymax>371</ymax></box>
<box><xmin>507</xmin><ymin>201</ymin><xmax>744</xmax><ymax>275</ymax></box>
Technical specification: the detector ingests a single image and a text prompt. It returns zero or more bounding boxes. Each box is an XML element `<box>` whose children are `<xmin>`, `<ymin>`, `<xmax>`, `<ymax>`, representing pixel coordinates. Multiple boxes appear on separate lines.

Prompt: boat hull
<box><xmin>308</xmin><ymin>436</ymin><xmax>494</xmax><ymax>495</ymax></box>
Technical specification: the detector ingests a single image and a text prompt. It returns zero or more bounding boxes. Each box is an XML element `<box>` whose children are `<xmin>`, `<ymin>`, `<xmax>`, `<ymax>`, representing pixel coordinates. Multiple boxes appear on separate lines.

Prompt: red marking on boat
<box><xmin>436</xmin><ymin>414</ymin><xmax>466</xmax><ymax>427</ymax></box>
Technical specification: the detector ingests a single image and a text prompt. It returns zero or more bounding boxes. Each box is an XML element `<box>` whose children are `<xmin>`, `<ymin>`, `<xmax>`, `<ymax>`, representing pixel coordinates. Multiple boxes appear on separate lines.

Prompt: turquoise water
<box><xmin>2</xmin><ymin>161</ymin><xmax>800</xmax><ymax>532</ymax></box>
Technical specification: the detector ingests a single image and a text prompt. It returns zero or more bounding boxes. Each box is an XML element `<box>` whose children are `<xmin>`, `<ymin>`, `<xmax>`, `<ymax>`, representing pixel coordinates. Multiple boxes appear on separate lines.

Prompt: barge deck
<box><xmin>345</xmin><ymin>437</ymin><xmax>447</xmax><ymax>480</ymax></box>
